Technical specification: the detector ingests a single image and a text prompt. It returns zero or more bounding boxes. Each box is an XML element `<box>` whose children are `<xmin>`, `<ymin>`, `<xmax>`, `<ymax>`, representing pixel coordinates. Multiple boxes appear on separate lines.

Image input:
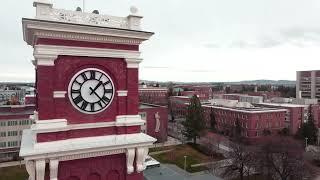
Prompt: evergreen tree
<box><xmin>182</xmin><ymin>95</ymin><xmax>205</xmax><ymax>144</ymax></box>
<box><xmin>296</xmin><ymin>105</ymin><xmax>318</xmax><ymax>145</ymax></box>
<box><xmin>234</xmin><ymin>119</ymin><xmax>242</xmax><ymax>141</ymax></box>
<box><xmin>210</xmin><ymin>108</ymin><xmax>216</xmax><ymax>131</ymax></box>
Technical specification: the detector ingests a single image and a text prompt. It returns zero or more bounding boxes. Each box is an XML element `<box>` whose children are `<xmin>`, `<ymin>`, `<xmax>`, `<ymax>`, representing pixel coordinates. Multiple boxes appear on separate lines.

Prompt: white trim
<box><xmin>126</xmin><ymin>58</ymin><xmax>142</xmax><ymax>68</ymax></box>
<box><xmin>53</xmin><ymin>91</ymin><xmax>66</xmax><ymax>98</ymax></box>
<box><xmin>20</xmin><ymin>130</ymin><xmax>156</xmax><ymax>161</ymax></box>
<box><xmin>136</xmin><ymin>147</ymin><xmax>148</xmax><ymax>172</ymax></box>
<box><xmin>31</xmin><ymin>115</ymin><xmax>145</xmax><ymax>133</ymax></box>
<box><xmin>117</xmin><ymin>90</ymin><xmax>128</xmax><ymax>97</ymax></box>
<box><xmin>33</xmin><ymin>45</ymin><xmax>141</xmax><ymax>66</ymax></box>
<box><xmin>34</xmin><ymin>54</ymin><xmax>57</xmax><ymax>66</ymax></box>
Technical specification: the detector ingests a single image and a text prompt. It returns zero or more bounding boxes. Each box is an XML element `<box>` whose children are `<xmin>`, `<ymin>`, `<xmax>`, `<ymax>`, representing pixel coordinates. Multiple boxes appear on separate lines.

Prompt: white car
<box><xmin>145</xmin><ymin>155</ymin><xmax>160</xmax><ymax>169</ymax></box>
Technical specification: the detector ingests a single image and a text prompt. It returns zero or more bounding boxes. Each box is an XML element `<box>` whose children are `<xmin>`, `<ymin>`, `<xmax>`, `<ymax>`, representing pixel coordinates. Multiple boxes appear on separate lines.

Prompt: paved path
<box><xmin>0</xmin><ymin>160</ymin><xmax>25</xmax><ymax>168</ymax></box>
<box><xmin>144</xmin><ymin>164</ymin><xmax>222</xmax><ymax>180</ymax></box>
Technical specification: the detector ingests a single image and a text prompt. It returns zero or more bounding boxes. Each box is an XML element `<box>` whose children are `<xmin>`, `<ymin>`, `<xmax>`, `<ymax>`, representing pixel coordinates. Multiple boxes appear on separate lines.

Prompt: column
<box><xmin>126</xmin><ymin>148</ymin><xmax>135</xmax><ymax>174</ymax></box>
<box><xmin>25</xmin><ymin>160</ymin><xmax>36</xmax><ymax>180</ymax></box>
<box><xmin>136</xmin><ymin>147</ymin><xmax>148</xmax><ymax>172</ymax></box>
<box><xmin>35</xmin><ymin>159</ymin><xmax>46</xmax><ymax>180</ymax></box>
<box><xmin>50</xmin><ymin>159</ymin><xmax>59</xmax><ymax>180</ymax></box>
<box><xmin>126</xmin><ymin>58</ymin><xmax>142</xmax><ymax>115</ymax></box>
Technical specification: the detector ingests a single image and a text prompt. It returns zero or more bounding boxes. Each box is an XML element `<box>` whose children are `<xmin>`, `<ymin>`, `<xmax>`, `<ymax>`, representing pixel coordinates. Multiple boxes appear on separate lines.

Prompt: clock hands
<box><xmin>89</xmin><ymin>87</ymin><xmax>107</xmax><ymax>105</ymax></box>
<box><xmin>90</xmin><ymin>81</ymin><xmax>103</xmax><ymax>95</ymax></box>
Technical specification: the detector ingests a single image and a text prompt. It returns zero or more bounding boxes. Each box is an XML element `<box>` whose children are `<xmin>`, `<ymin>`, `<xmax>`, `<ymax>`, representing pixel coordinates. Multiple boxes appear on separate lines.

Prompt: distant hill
<box><xmin>227</xmin><ymin>80</ymin><xmax>296</xmax><ymax>86</ymax></box>
<box><xmin>139</xmin><ymin>79</ymin><xmax>296</xmax><ymax>86</ymax></box>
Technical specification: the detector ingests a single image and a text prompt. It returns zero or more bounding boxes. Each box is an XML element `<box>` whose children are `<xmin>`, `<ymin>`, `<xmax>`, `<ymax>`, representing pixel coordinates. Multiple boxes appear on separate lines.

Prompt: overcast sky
<box><xmin>1</xmin><ymin>0</ymin><xmax>320</xmax><ymax>82</ymax></box>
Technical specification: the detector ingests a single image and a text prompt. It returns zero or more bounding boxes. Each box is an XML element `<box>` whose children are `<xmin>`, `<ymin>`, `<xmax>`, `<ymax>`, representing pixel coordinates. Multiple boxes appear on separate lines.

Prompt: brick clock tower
<box><xmin>20</xmin><ymin>1</ymin><xmax>156</xmax><ymax>180</ymax></box>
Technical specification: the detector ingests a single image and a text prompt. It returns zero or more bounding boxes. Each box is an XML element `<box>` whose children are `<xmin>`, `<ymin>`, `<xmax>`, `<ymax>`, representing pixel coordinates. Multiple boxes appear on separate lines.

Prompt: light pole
<box><xmin>305</xmin><ymin>137</ymin><xmax>308</xmax><ymax>149</ymax></box>
<box><xmin>184</xmin><ymin>156</ymin><xmax>187</xmax><ymax>171</ymax></box>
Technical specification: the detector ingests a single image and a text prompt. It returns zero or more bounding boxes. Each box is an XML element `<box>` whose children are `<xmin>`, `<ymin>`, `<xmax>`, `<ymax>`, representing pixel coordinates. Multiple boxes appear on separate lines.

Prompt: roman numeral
<box><xmin>90</xmin><ymin>103</ymin><xmax>95</xmax><ymax>111</ymax></box>
<box><xmin>104</xmin><ymin>89</ymin><xmax>113</xmax><ymax>94</ymax></box>
<box><xmin>103</xmin><ymin>81</ymin><xmax>111</xmax><ymax>86</ymax></box>
<box><xmin>102</xmin><ymin>96</ymin><xmax>110</xmax><ymax>102</ymax></box>
<box><xmin>72</xmin><ymin>89</ymin><xmax>80</xmax><ymax>94</ymax></box>
<box><xmin>81</xmin><ymin>73</ymin><xmax>88</xmax><ymax>81</ymax></box>
<box><xmin>90</xmin><ymin>71</ymin><xmax>96</xmax><ymax>80</ymax></box>
<box><xmin>81</xmin><ymin>101</ymin><xmax>88</xmax><ymax>110</ymax></box>
<box><xmin>73</xmin><ymin>95</ymin><xmax>84</xmax><ymax>105</ymax></box>
<box><xmin>97</xmin><ymin>101</ymin><xmax>103</xmax><ymax>108</ymax></box>
<box><xmin>74</xmin><ymin>80</ymin><xmax>82</xmax><ymax>86</ymax></box>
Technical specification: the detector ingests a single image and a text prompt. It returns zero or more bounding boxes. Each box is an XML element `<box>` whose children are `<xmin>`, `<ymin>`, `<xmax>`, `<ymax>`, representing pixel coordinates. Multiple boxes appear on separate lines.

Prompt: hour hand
<box><xmin>90</xmin><ymin>81</ymin><xmax>102</xmax><ymax>95</ymax></box>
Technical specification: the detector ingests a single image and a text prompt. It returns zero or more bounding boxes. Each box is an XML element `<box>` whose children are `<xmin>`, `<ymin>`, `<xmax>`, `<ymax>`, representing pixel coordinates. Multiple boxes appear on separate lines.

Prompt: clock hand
<box><xmin>89</xmin><ymin>87</ymin><xmax>106</xmax><ymax>105</ymax></box>
<box><xmin>90</xmin><ymin>81</ymin><xmax>103</xmax><ymax>95</ymax></box>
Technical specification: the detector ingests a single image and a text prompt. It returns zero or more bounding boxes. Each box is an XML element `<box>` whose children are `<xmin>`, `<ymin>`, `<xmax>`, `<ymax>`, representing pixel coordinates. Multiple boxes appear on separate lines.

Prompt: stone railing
<box><xmin>33</xmin><ymin>0</ymin><xmax>142</xmax><ymax>30</ymax></box>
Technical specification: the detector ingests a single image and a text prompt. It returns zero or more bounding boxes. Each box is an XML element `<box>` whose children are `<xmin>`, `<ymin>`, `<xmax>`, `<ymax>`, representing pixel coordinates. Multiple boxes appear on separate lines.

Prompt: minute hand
<box><xmin>90</xmin><ymin>81</ymin><xmax>102</xmax><ymax>95</ymax></box>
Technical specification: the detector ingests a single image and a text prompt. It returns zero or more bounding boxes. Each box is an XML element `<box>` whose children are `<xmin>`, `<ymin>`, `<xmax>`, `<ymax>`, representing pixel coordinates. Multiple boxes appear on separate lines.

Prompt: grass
<box><xmin>0</xmin><ymin>165</ymin><xmax>28</xmax><ymax>180</ymax></box>
<box><xmin>149</xmin><ymin>146</ymin><xmax>173</xmax><ymax>153</ymax></box>
<box><xmin>150</xmin><ymin>144</ymin><xmax>223</xmax><ymax>173</ymax></box>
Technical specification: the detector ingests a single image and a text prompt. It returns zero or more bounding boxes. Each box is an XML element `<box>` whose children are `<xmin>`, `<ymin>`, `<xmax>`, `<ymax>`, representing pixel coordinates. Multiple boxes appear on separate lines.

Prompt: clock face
<box><xmin>68</xmin><ymin>68</ymin><xmax>115</xmax><ymax>114</ymax></box>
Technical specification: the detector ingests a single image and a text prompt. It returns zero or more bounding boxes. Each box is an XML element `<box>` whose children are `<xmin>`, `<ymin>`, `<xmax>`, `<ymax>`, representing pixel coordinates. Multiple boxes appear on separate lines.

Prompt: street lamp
<box><xmin>184</xmin><ymin>156</ymin><xmax>187</xmax><ymax>171</ymax></box>
<box><xmin>305</xmin><ymin>137</ymin><xmax>308</xmax><ymax>149</ymax></box>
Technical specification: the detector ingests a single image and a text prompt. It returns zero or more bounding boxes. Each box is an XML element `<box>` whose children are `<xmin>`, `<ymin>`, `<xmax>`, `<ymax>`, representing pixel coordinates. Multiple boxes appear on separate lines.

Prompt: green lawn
<box><xmin>150</xmin><ymin>144</ymin><xmax>222</xmax><ymax>173</ymax></box>
<box><xmin>0</xmin><ymin>165</ymin><xmax>28</xmax><ymax>180</ymax></box>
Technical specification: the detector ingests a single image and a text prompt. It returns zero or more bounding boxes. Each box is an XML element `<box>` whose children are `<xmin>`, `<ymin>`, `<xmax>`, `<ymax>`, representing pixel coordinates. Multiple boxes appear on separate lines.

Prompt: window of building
<box><xmin>0</xmin><ymin>142</ymin><xmax>6</xmax><ymax>148</ymax></box>
<box><xmin>8</xmin><ymin>141</ymin><xmax>18</xmax><ymax>147</ymax></box>
<box><xmin>8</xmin><ymin>121</ymin><xmax>18</xmax><ymax>126</ymax></box>
<box><xmin>0</xmin><ymin>132</ymin><xmax>6</xmax><ymax>137</ymax></box>
<box><xmin>8</xmin><ymin>131</ymin><xmax>18</xmax><ymax>136</ymax></box>
<box><xmin>0</xmin><ymin>121</ymin><xmax>6</xmax><ymax>126</ymax></box>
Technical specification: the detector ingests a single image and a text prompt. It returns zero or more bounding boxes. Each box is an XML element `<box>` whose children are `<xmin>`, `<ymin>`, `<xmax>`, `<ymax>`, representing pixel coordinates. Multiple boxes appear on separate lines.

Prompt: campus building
<box><xmin>0</xmin><ymin>105</ymin><xmax>35</xmax><ymax>162</ymax></box>
<box><xmin>296</xmin><ymin>70</ymin><xmax>320</xmax><ymax>101</ymax></box>
<box><xmin>139</xmin><ymin>87</ymin><xmax>168</xmax><ymax>106</ymax></box>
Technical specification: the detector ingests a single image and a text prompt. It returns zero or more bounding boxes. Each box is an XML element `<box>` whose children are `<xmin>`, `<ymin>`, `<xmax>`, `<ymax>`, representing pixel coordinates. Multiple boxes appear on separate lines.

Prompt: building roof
<box><xmin>258</xmin><ymin>102</ymin><xmax>308</xmax><ymax>108</ymax></box>
<box><xmin>139</xmin><ymin>103</ymin><xmax>166</xmax><ymax>109</ymax></box>
<box><xmin>203</xmin><ymin>104</ymin><xmax>287</xmax><ymax>113</ymax></box>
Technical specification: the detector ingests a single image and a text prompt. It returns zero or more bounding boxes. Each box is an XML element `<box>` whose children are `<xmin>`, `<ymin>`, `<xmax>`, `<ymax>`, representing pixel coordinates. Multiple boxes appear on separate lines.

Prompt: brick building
<box><xmin>0</xmin><ymin>105</ymin><xmax>35</xmax><ymax>162</ymax></box>
<box><xmin>139</xmin><ymin>87</ymin><xmax>168</xmax><ymax>106</ymax></box>
<box><xmin>203</xmin><ymin>104</ymin><xmax>287</xmax><ymax>143</ymax></box>
<box><xmin>139</xmin><ymin>104</ymin><xmax>168</xmax><ymax>143</ymax></box>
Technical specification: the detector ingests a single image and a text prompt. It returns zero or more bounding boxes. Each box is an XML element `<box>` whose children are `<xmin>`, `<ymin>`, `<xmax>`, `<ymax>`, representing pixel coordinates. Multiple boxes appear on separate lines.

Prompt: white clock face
<box><xmin>68</xmin><ymin>68</ymin><xmax>115</xmax><ymax>114</ymax></box>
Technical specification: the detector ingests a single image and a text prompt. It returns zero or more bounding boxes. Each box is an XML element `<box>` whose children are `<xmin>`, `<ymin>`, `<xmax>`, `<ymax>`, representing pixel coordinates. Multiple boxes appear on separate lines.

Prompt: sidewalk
<box><xmin>0</xmin><ymin>160</ymin><xmax>25</xmax><ymax>168</ymax></box>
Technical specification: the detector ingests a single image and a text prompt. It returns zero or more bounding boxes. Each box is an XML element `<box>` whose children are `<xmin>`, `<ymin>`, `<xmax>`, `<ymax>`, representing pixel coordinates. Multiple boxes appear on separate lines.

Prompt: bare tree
<box><xmin>255</xmin><ymin>136</ymin><xmax>305</xmax><ymax>180</ymax></box>
<box><xmin>222</xmin><ymin>142</ymin><xmax>255</xmax><ymax>180</ymax></box>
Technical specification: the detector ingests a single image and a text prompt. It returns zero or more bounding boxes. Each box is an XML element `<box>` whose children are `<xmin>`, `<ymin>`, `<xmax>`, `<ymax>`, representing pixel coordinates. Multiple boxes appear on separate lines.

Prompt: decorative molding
<box><xmin>35</xmin><ymin>159</ymin><xmax>46</xmax><ymax>180</ymax></box>
<box><xmin>25</xmin><ymin>160</ymin><xmax>36</xmax><ymax>180</ymax></box>
<box><xmin>49</xmin><ymin>159</ymin><xmax>59</xmax><ymax>180</ymax></box>
<box><xmin>126</xmin><ymin>148</ymin><xmax>135</xmax><ymax>174</ymax></box>
<box><xmin>117</xmin><ymin>90</ymin><xmax>128</xmax><ymax>97</ymax></box>
<box><xmin>33</xmin><ymin>45</ymin><xmax>141</xmax><ymax>67</ymax></box>
<box><xmin>32</xmin><ymin>115</ymin><xmax>145</xmax><ymax>133</ymax></box>
<box><xmin>53</xmin><ymin>91</ymin><xmax>66</xmax><ymax>98</ymax></box>
<box><xmin>34</xmin><ymin>31</ymin><xmax>144</xmax><ymax>45</ymax></box>
<box><xmin>22</xmin><ymin>19</ymin><xmax>154</xmax><ymax>46</ymax></box>
<box><xmin>58</xmin><ymin>149</ymin><xmax>125</xmax><ymax>162</ymax></box>
<box><xmin>34</xmin><ymin>54</ymin><xmax>57</xmax><ymax>66</ymax></box>
<box><xmin>126</xmin><ymin>58</ymin><xmax>142</xmax><ymax>68</ymax></box>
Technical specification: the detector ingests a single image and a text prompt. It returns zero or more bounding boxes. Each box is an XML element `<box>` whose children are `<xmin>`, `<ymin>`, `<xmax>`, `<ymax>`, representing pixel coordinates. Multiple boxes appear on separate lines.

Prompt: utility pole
<box><xmin>82</xmin><ymin>0</ymin><xmax>85</xmax><ymax>12</ymax></box>
<box><xmin>184</xmin><ymin>156</ymin><xmax>187</xmax><ymax>171</ymax></box>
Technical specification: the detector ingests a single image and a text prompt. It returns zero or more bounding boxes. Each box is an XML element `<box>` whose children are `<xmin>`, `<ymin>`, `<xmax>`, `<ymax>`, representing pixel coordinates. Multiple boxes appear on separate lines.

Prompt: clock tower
<box><xmin>20</xmin><ymin>1</ymin><xmax>156</xmax><ymax>180</ymax></box>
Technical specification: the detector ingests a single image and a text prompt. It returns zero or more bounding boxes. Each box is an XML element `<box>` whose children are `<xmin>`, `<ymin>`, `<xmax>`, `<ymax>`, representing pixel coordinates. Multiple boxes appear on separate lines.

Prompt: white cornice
<box><xmin>23</xmin><ymin>18</ymin><xmax>154</xmax><ymax>46</ymax></box>
<box><xmin>20</xmin><ymin>130</ymin><xmax>156</xmax><ymax>161</ymax></box>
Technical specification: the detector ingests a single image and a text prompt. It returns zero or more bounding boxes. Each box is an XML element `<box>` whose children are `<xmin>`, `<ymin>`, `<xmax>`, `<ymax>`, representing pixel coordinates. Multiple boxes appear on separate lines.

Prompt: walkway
<box><xmin>0</xmin><ymin>160</ymin><xmax>25</xmax><ymax>168</ymax></box>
